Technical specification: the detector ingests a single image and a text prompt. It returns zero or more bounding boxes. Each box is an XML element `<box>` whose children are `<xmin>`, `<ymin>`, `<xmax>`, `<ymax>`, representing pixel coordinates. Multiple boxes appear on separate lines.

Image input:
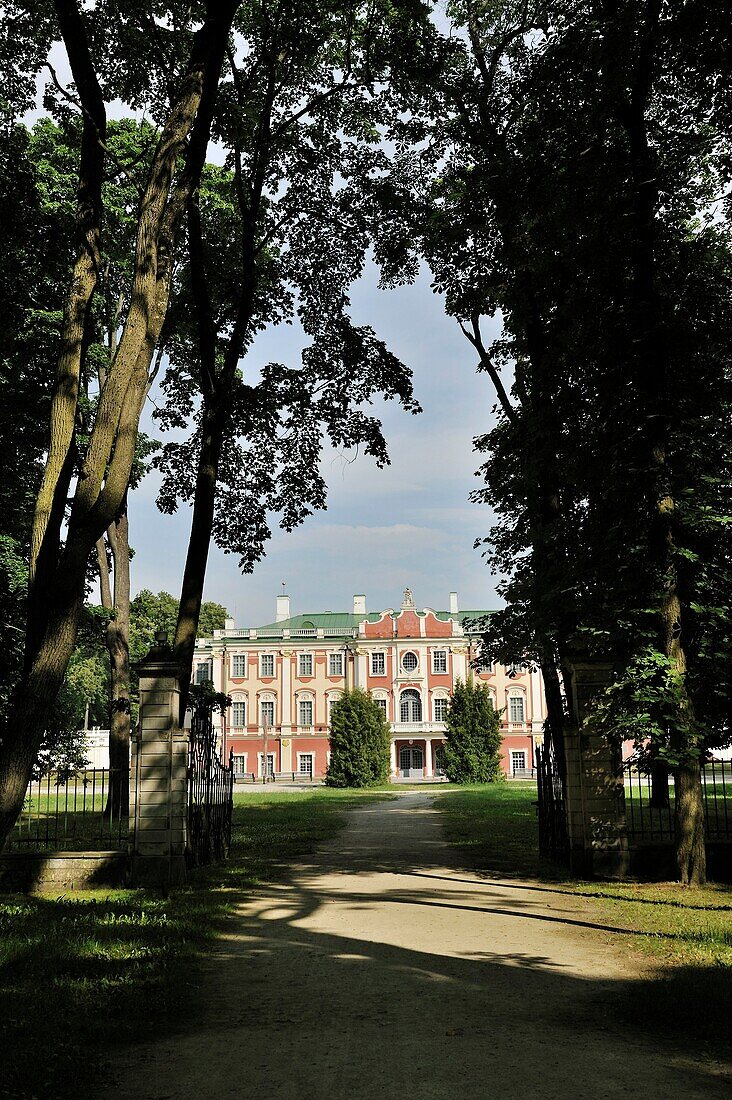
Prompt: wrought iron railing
<box><xmin>623</xmin><ymin>758</ymin><xmax>732</xmax><ymax>842</ymax></box>
<box><xmin>536</xmin><ymin>742</ymin><xmax>569</xmax><ymax>862</ymax></box>
<box><xmin>187</xmin><ymin>709</ymin><xmax>234</xmax><ymax>867</ymax></box>
<box><xmin>5</xmin><ymin>767</ymin><xmax>129</xmax><ymax>851</ymax></box>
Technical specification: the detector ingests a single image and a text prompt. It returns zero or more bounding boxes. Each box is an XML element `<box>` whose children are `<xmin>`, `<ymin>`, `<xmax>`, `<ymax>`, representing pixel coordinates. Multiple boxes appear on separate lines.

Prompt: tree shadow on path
<box><xmin>107</xmin><ymin>794</ymin><xmax>731</xmax><ymax>1100</ymax></box>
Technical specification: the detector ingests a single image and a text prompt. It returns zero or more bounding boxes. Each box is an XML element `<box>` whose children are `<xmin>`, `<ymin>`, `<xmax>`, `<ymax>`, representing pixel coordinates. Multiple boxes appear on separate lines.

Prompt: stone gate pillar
<box><xmin>129</xmin><ymin>636</ymin><xmax>188</xmax><ymax>887</ymax></box>
<box><xmin>563</xmin><ymin>661</ymin><xmax>629</xmax><ymax>879</ymax></box>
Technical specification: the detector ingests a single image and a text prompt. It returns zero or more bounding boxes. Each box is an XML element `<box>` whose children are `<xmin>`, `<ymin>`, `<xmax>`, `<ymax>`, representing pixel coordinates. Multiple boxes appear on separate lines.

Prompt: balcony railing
<box><xmin>391</xmin><ymin>722</ymin><xmax>447</xmax><ymax>735</ymax></box>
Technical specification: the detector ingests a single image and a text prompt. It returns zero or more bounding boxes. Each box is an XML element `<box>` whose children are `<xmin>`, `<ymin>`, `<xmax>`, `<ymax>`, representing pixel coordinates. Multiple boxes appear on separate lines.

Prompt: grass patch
<box><xmin>436</xmin><ymin>782</ymin><xmax>732</xmax><ymax>1046</ymax></box>
<box><xmin>0</xmin><ymin>788</ymin><xmax>387</xmax><ymax>1100</ymax></box>
<box><xmin>437</xmin><ymin>781</ymin><xmax>551</xmax><ymax>878</ymax></box>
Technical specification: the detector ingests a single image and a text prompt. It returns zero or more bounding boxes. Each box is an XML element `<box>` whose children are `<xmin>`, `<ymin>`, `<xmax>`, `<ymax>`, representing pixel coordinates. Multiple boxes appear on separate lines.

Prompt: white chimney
<box><xmin>224</xmin><ymin>617</ymin><xmax>235</xmax><ymax>631</ymax></box>
<box><xmin>449</xmin><ymin>591</ymin><xmax>459</xmax><ymax>616</ymax></box>
<box><xmin>353</xmin><ymin>594</ymin><xmax>366</xmax><ymax>617</ymax></box>
<box><xmin>276</xmin><ymin>594</ymin><xmax>291</xmax><ymax>622</ymax></box>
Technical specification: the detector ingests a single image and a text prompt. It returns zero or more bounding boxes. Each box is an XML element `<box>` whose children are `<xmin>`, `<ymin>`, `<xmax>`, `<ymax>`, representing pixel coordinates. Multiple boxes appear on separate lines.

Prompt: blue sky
<box><xmin>133</xmin><ymin>264</ymin><xmax>504</xmax><ymax>625</ymax></box>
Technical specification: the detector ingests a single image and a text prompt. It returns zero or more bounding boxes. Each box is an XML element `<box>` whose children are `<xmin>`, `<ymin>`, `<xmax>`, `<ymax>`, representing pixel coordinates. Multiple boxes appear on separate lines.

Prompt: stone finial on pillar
<box><xmin>129</xmin><ymin>636</ymin><xmax>188</xmax><ymax>888</ymax></box>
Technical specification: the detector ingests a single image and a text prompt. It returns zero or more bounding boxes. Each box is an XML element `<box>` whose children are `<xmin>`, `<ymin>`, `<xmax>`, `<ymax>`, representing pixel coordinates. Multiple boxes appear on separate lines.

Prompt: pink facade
<box><xmin>192</xmin><ymin>589</ymin><xmax>547</xmax><ymax>781</ymax></box>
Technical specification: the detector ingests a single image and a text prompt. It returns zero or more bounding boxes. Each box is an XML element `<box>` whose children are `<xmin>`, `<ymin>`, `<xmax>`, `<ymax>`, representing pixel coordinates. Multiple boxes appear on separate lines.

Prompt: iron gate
<box><xmin>536</xmin><ymin>741</ymin><xmax>569</xmax><ymax>863</ymax></box>
<box><xmin>187</xmin><ymin>707</ymin><xmax>234</xmax><ymax>867</ymax></box>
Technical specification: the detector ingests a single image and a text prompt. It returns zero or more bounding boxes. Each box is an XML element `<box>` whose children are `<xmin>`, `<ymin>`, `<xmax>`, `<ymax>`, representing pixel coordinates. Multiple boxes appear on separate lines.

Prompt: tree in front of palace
<box><xmin>326</xmin><ymin>689</ymin><xmax>391</xmax><ymax>789</ymax></box>
<box><xmin>443</xmin><ymin>679</ymin><xmax>503</xmax><ymax>785</ymax></box>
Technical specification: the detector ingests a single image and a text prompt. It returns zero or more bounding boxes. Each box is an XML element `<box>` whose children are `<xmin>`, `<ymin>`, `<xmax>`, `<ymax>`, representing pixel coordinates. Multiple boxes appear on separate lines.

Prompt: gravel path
<box><xmin>107</xmin><ymin>791</ymin><xmax>729</xmax><ymax>1099</ymax></box>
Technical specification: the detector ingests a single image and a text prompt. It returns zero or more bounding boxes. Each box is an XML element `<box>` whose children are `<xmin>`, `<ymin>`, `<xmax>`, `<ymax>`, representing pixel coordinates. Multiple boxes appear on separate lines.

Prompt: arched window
<box><xmin>400</xmin><ymin>689</ymin><xmax>422</xmax><ymax>722</ymax></box>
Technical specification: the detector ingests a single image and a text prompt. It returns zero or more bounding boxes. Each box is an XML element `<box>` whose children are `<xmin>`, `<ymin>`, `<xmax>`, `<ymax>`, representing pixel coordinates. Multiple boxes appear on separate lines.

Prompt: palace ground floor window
<box><xmin>232</xmin><ymin>754</ymin><xmax>248</xmax><ymax>776</ymax></box>
<box><xmin>258</xmin><ymin>752</ymin><xmax>275</xmax><ymax>778</ymax></box>
<box><xmin>511</xmin><ymin>750</ymin><xmax>527</xmax><ymax>775</ymax></box>
<box><xmin>297</xmin><ymin>752</ymin><xmax>314</xmax><ymax>777</ymax></box>
<box><xmin>434</xmin><ymin>746</ymin><xmax>447</xmax><ymax>776</ymax></box>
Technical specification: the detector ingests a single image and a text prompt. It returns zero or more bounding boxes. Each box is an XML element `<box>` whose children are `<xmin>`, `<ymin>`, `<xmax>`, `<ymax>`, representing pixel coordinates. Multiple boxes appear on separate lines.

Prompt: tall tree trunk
<box><xmin>0</xmin><ymin>4</ymin><xmax>239</xmax><ymax>851</ymax></box>
<box><xmin>96</xmin><ymin>507</ymin><xmax>131</xmax><ymax>820</ymax></box>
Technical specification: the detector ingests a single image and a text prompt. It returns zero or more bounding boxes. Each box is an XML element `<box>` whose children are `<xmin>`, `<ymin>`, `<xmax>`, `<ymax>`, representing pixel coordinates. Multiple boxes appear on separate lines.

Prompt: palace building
<box><xmin>192</xmin><ymin>589</ymin><xmax>546</xmax><ymax>781</ymax></box>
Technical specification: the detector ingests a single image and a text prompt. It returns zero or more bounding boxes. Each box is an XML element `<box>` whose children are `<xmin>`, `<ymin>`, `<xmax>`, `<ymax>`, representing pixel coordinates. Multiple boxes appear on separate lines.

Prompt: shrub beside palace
<box><xmin>192</xmin><ymin>588</ymin><xmax>547</xmax><ymax>781</ymax></box>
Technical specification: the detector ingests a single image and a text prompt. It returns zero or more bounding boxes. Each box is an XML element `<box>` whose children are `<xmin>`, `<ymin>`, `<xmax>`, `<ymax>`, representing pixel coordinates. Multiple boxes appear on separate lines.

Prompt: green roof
<box><xmin>201</xmin><ymin>608</ymin><xmax>495</xmax><ymax>642</ymax></box>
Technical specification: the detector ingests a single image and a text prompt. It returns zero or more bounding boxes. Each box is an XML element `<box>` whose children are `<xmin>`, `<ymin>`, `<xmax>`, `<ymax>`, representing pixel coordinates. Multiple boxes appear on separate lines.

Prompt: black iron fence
<box><xmin>536</xmin><ymin>742</ymin><xmax>569</xmax><ymax>862</ymax></box>
<box><xmin>187</xmin><ymin>709</ymin><xmax>234</xmax><ymax>867</ymax></box>
<box><xmin>5</xmin><ymin>767</ymin><xmax>129</xmax><ymax>851</ymax></box>
<box><xmin>623</xmin><ymin>759</ymin><xmax>732</xmax><ymax>842</ymax></box>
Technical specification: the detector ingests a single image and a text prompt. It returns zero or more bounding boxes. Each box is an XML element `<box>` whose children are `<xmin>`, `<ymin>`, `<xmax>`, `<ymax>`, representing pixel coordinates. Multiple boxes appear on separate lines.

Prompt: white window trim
<box><xmin>259</xmin><ymin>697</ymin><xmax>276</xmax><ymax>727</ymax></box>
<box><xmin>328</xmin><ymin>652</ymin><xmax>344</xmax><ymax>677</ymax></box>
<box><xmin>370</xmin><ymin>651</ymin><xmax>386</xmax><ymax>676</ymax></box>
<box><xmin>231</xmin><ymin>654</ymin><xmax>248</xmax><ymax>678</ymax></box>
<box><xmin>232</xmin><ymin>752</ymin><xmax>248</xmax><ymax>776</ymax></box>
<box><xmin>399</xmin><ymin>688</ymin><xmax>423</xmax><ymax>723</ymax></box>
<box><xmin>431</xmin><ymin>649</ymin><xmax>448</xmax><ymax>675</ymax></box>
<box><xmin>433</xmin><ymin>696</ymin><xmax>449</xmax><ymax>722</ymax></box>
<box><xmin>230</xmin><ymin>700</ymin><xmax>248</xmax><ymax>728</ymax></box>
<box><xmin>258</xmin><ymin>751</ymin><xmax>276</xmax><ymax>777</ymax></box>
<box><xmin>297</xmin><ymin>751</ymin><xmax>315</xmax><ymax>776</ymax></box>
<box><xmin>401</xmin><ymin>650</ymin><xmax>419</xmax><ymax>674</ymax></box>
<box><xmin>507</xmin><ymin>691</ymin><xmax>526</xmax><ymax>724</ymax></box>
<box><xmin>297</xmin><ymin>698</ymin><xmax>314</xmax><ymax>727</ymax></box>
<box><xmin>298</xmin><ymin>652</ymin><xmax>314</xmax><ymax>677</ymax></box>
<box><xmin>259</xmin><ymin>653</ymin><xmax>275</xmax><ymax>678</ymax></box>
<box><xmin>511</xmin><ymin>750</ymin><xmax>527</xmax><ymax>774</ymax></box>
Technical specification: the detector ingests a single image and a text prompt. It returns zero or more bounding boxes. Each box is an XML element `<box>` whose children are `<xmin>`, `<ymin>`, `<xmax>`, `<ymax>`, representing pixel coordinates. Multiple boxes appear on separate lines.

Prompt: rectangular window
<box><xmin>260</xmin><ymin>653</ymin><xmax>275</xmax><ymax>677</ymax></box>
<box><xmin>298</xmin><ymin>753</ymin><xmax>314</xmax><ymax>777</ymax></box>
<box><xmin>375</xmin><ymin>698</ymin><xmax>388</xmax><ymax>716</ymax></box>
<box><xmin>509</xmin><ymin>695</ymin><xmax>525</xmax><ymax>723</ymax></box>
<box><xmin>231</xmin><ymin>701</ymin><xmax>247</xmax><ymax>727</ymax></box>
<box><xmin>232</xmin><ymin>654</ymin><xmax>247</xmax><ymax>677</ymax></box>
<box><xmin>298</xmin><ymin>653</ymin><xmax>313</xmax><ymax>677</ymax></box>
<box><xmin>260</xmin><ymin>700</ymin><xmax>275</xmax><ymax>727</ymax></box>
<box><xmin>258</xmin><ymin>752</ymin><xmax>275</xmax><ymax>778</ymax></box>
<box><xmin>434</xmin><ymin>697</ymin><xmax>448</xmax><ymax>722</ymax></box>
<box><xmin>298</xmin><ymin>699</ymin><xmax>313</xmax><ymax>727</ymax></box>
<box><xmin>371</xmin><ymin>652</ymin><xmax>385</xmax><ymax>676</ymax></box>
<box><xmin>511</xmin><ymin>750</ymin><xmax>527</xmax><ymax>775</ymax></box>
<box><xmin>194</xmin><ymin>661</ymin><xmax>212</xmax><ymax>685</ymax></box>
<box><xmin>432</xmin><ymin>650</ymin><xmax>448</xmax><ymax>674</ymax></box>
<box><xmin>233</xmin><ymin>754</ymin><xmax>247</xmax><ymax>776</ymax></box>
<box><xmin>328</xmin><ymin>652</ymin><xmax>344</xmax><ymax>676</ymax></box>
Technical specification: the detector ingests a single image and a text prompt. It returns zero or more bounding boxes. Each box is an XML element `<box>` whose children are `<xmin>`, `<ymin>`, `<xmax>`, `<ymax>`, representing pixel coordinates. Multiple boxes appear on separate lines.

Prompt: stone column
<box><xmin>129</xmin><ymin>640</ymin><xmax>188</xmax><ymax>887</ymax></box>
<box><xmin>390</xmin><ymin>740</ymin><xmax>397</xmax><ymax>779</ymax></box>
<box><xmin>563</xmin><ymin>661</ymin><xmax>629</xmax><ymax>879</ymax></box>
<box><xmin>424</xmin><ymin>738</ymin><xmax>433</xmax><ymax>777</ymax></box>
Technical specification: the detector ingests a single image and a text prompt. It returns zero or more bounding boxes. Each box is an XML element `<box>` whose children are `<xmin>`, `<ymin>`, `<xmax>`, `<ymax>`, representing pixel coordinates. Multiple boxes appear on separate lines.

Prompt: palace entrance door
<box><xmin>399</xmin><ymin>745</ymin><xmax>424</xmax><ymax>779</ymax></box>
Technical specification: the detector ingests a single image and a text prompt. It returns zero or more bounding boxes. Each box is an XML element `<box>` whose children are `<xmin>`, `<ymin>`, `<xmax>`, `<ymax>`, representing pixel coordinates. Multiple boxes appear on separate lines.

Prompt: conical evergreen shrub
<box><xmin>443</xmin><ymin>677</ymin><xmax>504</xmax><ymax>783</ymax></box>
<box><xmin>325</xmin><ymin>687</ymin><xmax>391</xmax><ymax>788</ymax></box>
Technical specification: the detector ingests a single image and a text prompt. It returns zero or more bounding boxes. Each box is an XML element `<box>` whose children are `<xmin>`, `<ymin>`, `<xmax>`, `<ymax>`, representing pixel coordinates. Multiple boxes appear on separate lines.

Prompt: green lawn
<box><xmin>436</xmin><ymin>782</ymin><xmax>732</xmax><ymax>1045</ymax></box>
<box><xmin>0</xmin><ymin>788</ymin><xmax>388</xmax><ymax>1100</ymax></box>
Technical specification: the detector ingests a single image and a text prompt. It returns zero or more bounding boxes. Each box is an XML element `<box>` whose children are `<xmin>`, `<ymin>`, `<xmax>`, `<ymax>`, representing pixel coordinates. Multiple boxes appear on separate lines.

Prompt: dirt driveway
<box><xmin>107</xmin><ymin>791</ymin><xmax>729</xmax><ymax>1099</ymax></box>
